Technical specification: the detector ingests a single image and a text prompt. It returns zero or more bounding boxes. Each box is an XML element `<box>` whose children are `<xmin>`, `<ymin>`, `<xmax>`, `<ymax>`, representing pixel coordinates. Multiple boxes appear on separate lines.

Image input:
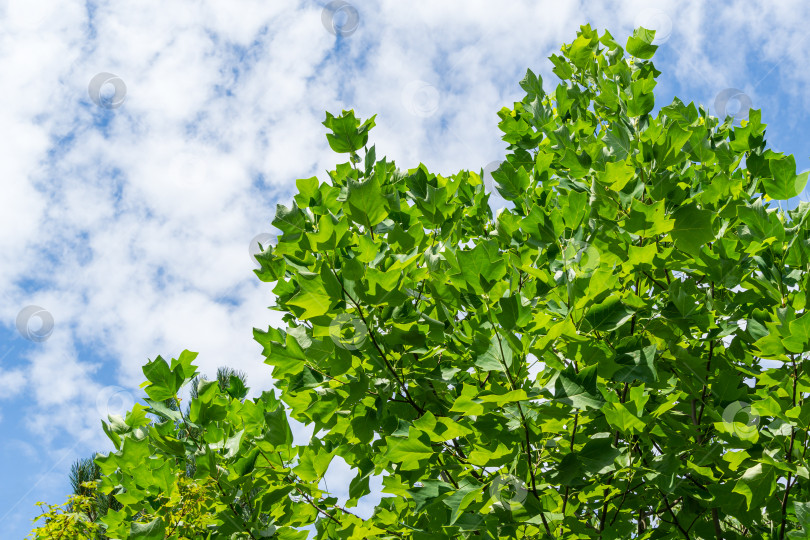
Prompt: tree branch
<box><xmin>657</xmin><ymin>488</ymin><xmax>691</xmax><ymax>539</ymax></box>
<box><xmin>712</xmin><ymin>508</ymin><xmax>724</xmax><ymax>539</ymax></box>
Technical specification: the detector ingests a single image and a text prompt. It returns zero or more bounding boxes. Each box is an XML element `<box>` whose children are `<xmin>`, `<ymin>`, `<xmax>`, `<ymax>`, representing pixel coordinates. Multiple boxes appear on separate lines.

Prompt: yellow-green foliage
<box><xmin>153</xmin><ymin>474</ymin><xmax>220</xmax><ymax>539</ymax></box>
<box><xmin>30</xmin><ymin>475</ymin><xmax>220</xmax><ymax>539</ymax></box>
<box><xmin>29</xmin><ymin>482</ymin><xmax>104</xmax><ymax>539</ymax></box>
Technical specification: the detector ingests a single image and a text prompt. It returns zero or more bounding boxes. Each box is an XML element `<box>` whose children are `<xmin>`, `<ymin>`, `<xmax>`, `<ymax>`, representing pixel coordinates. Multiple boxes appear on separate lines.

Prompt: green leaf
<box><xmin>170</xmin><ymin>349</ymin><xmax>198</xmax><ymax>381</ymax></box>
<box><xmin>732</xmin><ymin>463</ymin><xmax>775</xmax><ymax>511</ymax></box>
<box><xmin>444</xmin><ymin>483</ymin><xmax>483</xmax><ymax>525</ymax></box>
<box><xmin>668</xmin><ymin>279</ymin><xmax>697</xmax><ymax>317</ymax></box>
<box><xmin>670</xmin><ymin>204</ymin><xmax>715</xmax><ymax>255</ymax></box>
<box><xmin>449</xmin><ymin>384</ymin><xmax>487</xmax><ymax>417</ymax></box>
<box><xmin>765</xmin><ymin>154</ymin><xmax>808</xmax><ymax>199</ymax></box>
<box><xmin>546</xmin><ymin>364</ymin><xmax>604</xmax><ymax>410</ymax></box>
<box><xmin>490</xmin><ymin>163</ymin><xmax>530</xmax><ymax>201</ymax></box>
<box><xmin>475</xmin><ymin>335</ymin><xmax>513</xmax><ymax>372</ymax></box>
<box><xmin>612</xmin><ymin>344</ymin><xmax>658</xmax><ymax>383</ymax></box>
<box><xmin>287</xmin><ymin>271</ymin><xmax>334</xmax><ymax>319</ymax></box>
<box><xmin>519</xmin><ymin>68</ymin><xmax>544</xmax><ymax>98</ymax></box>
<box><xmin>295</xmin><ymin>447</ymin><xmax>334</xmax><ymax>482</ymax></box>
<box><xmin>785</xmin><ymin>314</ymin><xmax>810</xmax><ymax>353</ymax></box>
<box><xmin>496</xmin><ymin>294</ymin><xmax>532</xmax><ymax>330</ymax></box>
<box><xmin>627</xmin><ymin>75</ymin><xmax>656</xmax><ymax>117</ymax></box>
<box><xmin>225</xmin><ymin>374</ymin><xmax>249</xmax><ymax>400</ymax></box>
<box><xmin>384</xmin><ymin>430</ymin><xmax>434</xmax><ymax>470</ymax></box>
<box><xmin>294</xmin><ymin>176</ymin><xmax>320</xmax><ymax>208</ymax></box>
<box><xmin>604</xmin><ymin>402</ymin><xmax>646</xmax><ymax>433</ymax></box>
<box><xmin>322</xmin><ymin>110</ymin><xmax>376</xmax><ymax>153</ymax></box>
<box><xmin>626</xmin><ymin>27</ymin><xmax>658</xmax><ymax>59</ymax></box>
<box><xmin>597</xmin><ymin>160</ymin><xmax>635</xmax><ymax>190</ymax></box>
<box><xmin>272</xmin><ymin>202</ymin><xmax>306</xmax><ymax>238</ymax></box>
<box><xmin>622</xmin><ymin>199</ymin><xmax>673</xmax><ymax>237</ymax></box>
<box><xmin>144</xmin><ymin>398</ymin><xmax>182</xmax><ymax>423</ymax></box>
<box><xmin>737</xmin><ymin>198</ymin><xmax>785</xmax><ymax>243</ymax></box>
<box><xmin>568</xmin><ymin>33</ymin><xmax>597</xmax><ymax>68</ymax></box>
<box><xmin>130</xmin><ymin>518</ymin><xmax>165</xmax><ymax>540</ymax></box>
<box><xmin>455</xmin><ymin>240</ymin><xmax>508</xmax><ymax>292</ymax></box>
<box><xmin>264</xmin><ymin>403</ymin><xmax>293</xmax><ymax>448</ymax></box>
<box><xmin>795</xmin><ymin>501</ymin><xmax>810</xmax><ymax>530</ymax></box>
<box><xmin>142</xmin><ymin>356</ymin><xmax>179</xmax><ymax>401</ymax></box>
<box><xmin>582</xmin><ymin>296</ymin><xmax>634</xmax><ymax>333</ymax></box>
<box><xmin>364</xmin><ymin>144</ymin><xmax>377</xmax><ymax>177</ymax></box>
<box><xmin>657</xmin><ymin>123</ymin><xmax>692</xmax><ymax>168</ymax></box>
<box><xmin>478</xmin><ymin>389</ymin><xmax>529</xmax><ymax>405</ymax></box>
<box><xmin>603</xmin><ymin>123</ymin><xmax>633</xmax><ymax>161</ymax></box>
<box><xmin>347</xmin><ymin>175</ymin><xmax>390</xmax><ymax>227</ymax></box>
<box><xmin>579</xmin><ymin>437</ymin><xmax>620</xmax><ymax>474</ymax></box>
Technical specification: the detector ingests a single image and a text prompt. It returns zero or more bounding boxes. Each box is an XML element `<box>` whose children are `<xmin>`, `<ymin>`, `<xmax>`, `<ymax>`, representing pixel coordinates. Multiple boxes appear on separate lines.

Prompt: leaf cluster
<box><xmin>30</xmin><ymin>25</ymin><xmax>810</xmax><ymax>539</ymax></box>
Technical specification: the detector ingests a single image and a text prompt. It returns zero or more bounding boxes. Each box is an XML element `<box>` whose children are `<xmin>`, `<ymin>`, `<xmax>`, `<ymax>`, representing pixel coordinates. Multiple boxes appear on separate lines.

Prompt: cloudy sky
<box><xmin>2</xmin><ymin>0</ymin><xmax>809</xmax><ymax>535</ymax></box>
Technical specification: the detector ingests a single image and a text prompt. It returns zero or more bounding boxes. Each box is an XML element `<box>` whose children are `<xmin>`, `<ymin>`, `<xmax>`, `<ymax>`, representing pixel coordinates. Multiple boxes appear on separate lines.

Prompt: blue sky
<box><xmin>2</xmin><ymin>0</ymin><xmax>810</xmax><ymax>536</ymax></box>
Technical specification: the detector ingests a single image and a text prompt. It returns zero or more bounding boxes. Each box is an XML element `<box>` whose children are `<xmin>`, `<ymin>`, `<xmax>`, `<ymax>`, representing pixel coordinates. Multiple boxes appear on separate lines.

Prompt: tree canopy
<box><xmin>30</xmin><ymin>24</ymin><xmax>810</xmax><ymax>539</ymax></box>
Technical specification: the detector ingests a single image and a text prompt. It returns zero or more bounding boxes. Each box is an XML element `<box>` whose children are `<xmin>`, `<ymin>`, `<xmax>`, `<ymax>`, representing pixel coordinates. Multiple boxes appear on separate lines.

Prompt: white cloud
<box><xmin>0</xmin><ymin>368</ymin><xmax>27</xmax><ymax>400</ymax></box>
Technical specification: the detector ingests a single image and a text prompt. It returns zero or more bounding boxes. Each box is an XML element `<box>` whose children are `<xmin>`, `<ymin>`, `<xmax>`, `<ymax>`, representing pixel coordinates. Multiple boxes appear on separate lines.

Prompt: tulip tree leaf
<box><xmin>323</xmin><ymin>110</ymin><xmax>377</xmax><ymax>153</ymax></box>
<box><xmin>764</xmin><ymin>154</ymin><xmax>808</xmax><ymax>200</ymax></box>
<box><xmin>626</xmin><ymin>27</ymin><xmax>658</xmax><ymax>59</ymax></box>
<box><xmin>671</xmin><ymin>204</ymin><xmax>715</xmax><ymax>255</ymax></box>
